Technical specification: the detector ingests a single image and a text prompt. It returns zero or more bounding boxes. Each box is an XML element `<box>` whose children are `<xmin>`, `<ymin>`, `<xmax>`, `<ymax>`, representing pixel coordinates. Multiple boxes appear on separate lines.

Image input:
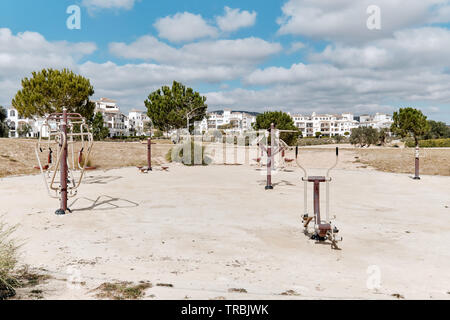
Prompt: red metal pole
<box><xmin>265</xmin><ymin>146</ymin><xmax>273</xmax><ymax>190</ymax></box>
<box><xmin>265</xmin><ymin>123</ymin><xmax>275</xmax><ymax>190</ymax></box>
<box><xmin>414</xmin><ymin>146</ymin><xmax>420</xmax><ymax>180</ymax></box>
<box><xmin>313</xmin><ymin>180</ymin><xmax>321</xmax><ymax>223</ymax></box>
<box><xmin>56</xmin><ymin>107</ymin><xmax>68</xmax><ymax>215</ymax></box>
<box><xmin>147</xmin><ymin>136</ymin><xmax>152</xmax><ymax>171</ymax></box>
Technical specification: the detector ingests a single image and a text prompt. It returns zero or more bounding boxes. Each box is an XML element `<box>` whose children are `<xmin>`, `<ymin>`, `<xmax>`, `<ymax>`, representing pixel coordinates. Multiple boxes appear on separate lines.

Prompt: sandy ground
<box><xmin>1</xmin><ymin>148</ymin><xmax>449</xmax><ymax>300</ymax></box>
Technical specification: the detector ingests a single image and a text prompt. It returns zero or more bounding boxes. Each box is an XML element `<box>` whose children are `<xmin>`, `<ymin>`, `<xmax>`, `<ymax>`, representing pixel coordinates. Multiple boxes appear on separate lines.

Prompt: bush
<box><xmin>405</xmin><ymin>138</ymin><xmax>450</xmax><ymax>148</ymax></box>
<box><xmin>0</xmin><ymin>220</ymin><xmax>19</xmax><ymax>300</ymax></box>
<box><xmin>350</xmin><ymin>127</ymin><xmax>381</xmax><ymax>147</ymax></box>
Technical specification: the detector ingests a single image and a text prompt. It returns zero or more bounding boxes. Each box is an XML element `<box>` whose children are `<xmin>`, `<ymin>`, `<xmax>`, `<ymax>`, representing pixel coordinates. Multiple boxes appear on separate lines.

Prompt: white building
<box><xmin>291</xmin><ymin>112</ymin><xmax>359</xmax><ymax>137</ymax></box>
<box><xmin>290</xmin><ymin>112</ymin><xmax>393</xmax><ymax>137</ymax></box>
<box><xmin>127</xmin><ymin>109</ymin><xmax>151</xmax><ymax>136</ymax></box>
<box><xmin>94</xmin><ymin>98</ymin><xmax>128</xmax><ymax>137</ymax></box>
<box><xmin>198</xmin><ymin>109</ymin><xmax>257</xmax><ymax>134</ymax></box>
<box><xmin>358</xmin><ymin>113</ymin><xmax>393</xmax><ymax>129</ymax></box>
<box><xmin>5</xmin><ymin>107</ymin><xmax>40</xmax><ymax>138</ymax></box>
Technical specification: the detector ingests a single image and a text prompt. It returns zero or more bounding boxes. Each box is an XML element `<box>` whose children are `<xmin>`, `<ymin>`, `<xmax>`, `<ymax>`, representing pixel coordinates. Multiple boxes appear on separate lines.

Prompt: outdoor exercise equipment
<box><xmin>137</xmin><ymin>120</ymin><xmax>161</xmax><ymax>173</ymax></box>
<box><xmin>35</xmin><ymin>107</ymin><xmax>94</xmax><ymax>215</ymax></box>
<box><xmin>138</xmin><ymin>137</ymin><xmax>155</xmax><ymax>173</ymax></box>
<box><xmin>296</xmin><ymin>147</ymin><xmax>342</xmax><ymax>247</ymax></box>
<box><xmin>414</xmin><ymin>146</ymin><xmax>420</xmax><ymax>180</ymax></box>
<box><xmin>258</xmin><ymin>123</ymin><xmax>297</xmax><ymax>190</ymax></box>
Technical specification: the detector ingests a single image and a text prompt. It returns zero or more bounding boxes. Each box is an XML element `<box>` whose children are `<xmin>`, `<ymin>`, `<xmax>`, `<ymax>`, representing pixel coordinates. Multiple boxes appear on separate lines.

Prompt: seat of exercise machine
<box><xmin>318</xmin><ymin>223</ymin><xmax>332</xmax><ymax>237</ymax></box>
<box><xmin>307</xmin><ymin>176</ymin><xmax>326</xmax><ymax>182</ymax></box>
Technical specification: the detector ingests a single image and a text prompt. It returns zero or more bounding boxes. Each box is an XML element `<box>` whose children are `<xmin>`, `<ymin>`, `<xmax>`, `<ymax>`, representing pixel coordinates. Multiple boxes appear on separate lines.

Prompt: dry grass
<box><xmin>0</xmin><ymin>138</ymin><xmax>173</xmax><ymax>178</ymax></box>
<box><xmin>356</xmin><ymin>148</ymin><xmax>450</xmax><ymax>176</ymax></box>
<box><xmin>1</xmin><ymin>138</ymin><xmax>449</xmax><ymax>177</ymax></box>
<box><xmin>0</xmin><ymin>219</ymin><xmax>19</xmax><ymax>300</ymax></box>
<box><xmin>94</xmin><ymin>281</ymin><xmax>152</xmax><ymax>300</ymax></box>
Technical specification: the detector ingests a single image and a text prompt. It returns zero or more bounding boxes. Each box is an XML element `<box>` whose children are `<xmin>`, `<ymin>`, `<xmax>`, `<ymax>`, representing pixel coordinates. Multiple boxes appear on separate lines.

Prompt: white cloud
<box><xmin>154</xmin><ymin>12</ymin><xmax>218</xmax><ymax>43</ymax></box>
<box><xmin>81</xmin><ymin>0</ymin><xmax>138</xmax><ymax>11</ymax></box>
<box><xmin>109</xmin><ymin>36</ymin><xmax>282</xmax><ymax>67</ymax></box>
<box><xmin>216</xmin><ymin>7</ymin><xmax>257</xmax><ymax>32</ymax></box>
<box><xmin>310</xmin><ymin>27</ymin><xmax>450</xmax><ymax>69</ymax></box>
<box><xmin>0</xmin><ymin>28</ymin><xmax>97</xmax><ymax>107</ymax></box>
<box><xmin>287</xmin><ymin>41</ymin><xmax>306</xmax><ymax>54</ymax></box>
<box><xmin>277</xmin><ymin>0</ymin><xmax>450</xmax><ymax>43</ymax></box>
<box><xmin>1</xmin><ymin>19</ymin><xmax>450</xmax><ymax>123</ymax></box>
<box><xmin>0</xmin><ymin>28</ymin><xmax>96</xmax><ymax>82</ymax></box>
<box><xmin>76</xmin><ymin>61</ymin><xmax>253</xmax><ymax>111</ymax></box>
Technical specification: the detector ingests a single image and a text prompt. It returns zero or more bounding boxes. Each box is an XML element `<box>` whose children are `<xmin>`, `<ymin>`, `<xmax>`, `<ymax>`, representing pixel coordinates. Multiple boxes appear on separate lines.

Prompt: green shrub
<box><xmin>405</xmin><ymin>138</ymin><xmax>450</xmax><ymax>148</ymax></box>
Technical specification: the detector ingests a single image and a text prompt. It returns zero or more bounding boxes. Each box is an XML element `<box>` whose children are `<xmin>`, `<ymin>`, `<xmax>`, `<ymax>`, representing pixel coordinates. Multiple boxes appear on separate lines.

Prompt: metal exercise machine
<box><xmin>35</xmin><ymin>107</ymin><xmax>94</xmax><ymax>215</ymax></box>
<box><xmin>296</xmin><ymin>147</ymin><xmax>343</xmax><ymax>247</ymax></box>
<box><xmin>258</xmin><ymin>123</ymin><xmax>297</xmax><ymax>190</ymax></box>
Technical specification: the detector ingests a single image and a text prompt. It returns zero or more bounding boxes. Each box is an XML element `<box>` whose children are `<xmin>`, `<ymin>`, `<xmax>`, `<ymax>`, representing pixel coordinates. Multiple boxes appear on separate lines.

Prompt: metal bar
<box><xmin>414</xmin><ymin>147</ymin><xmax>420</xmax><ymax>180</ymax></box>
<box><xmin>147</xmin><ymin>136</ymin><xmax>152</xmax><ymax>171</ymax></box>
<box><xmin>313</xmin><ymin>180</ymin><xmax>321</xmax><ymax>224</ymax></box>
<box><xmin>265</xmin><ymin>146</ymin><xmax>273</xmax><ymax>190</ymax></box>
<box><xmin>57</xmin><ymin>107</ymin><xmax>68</xmax><ymax>215</ymax></box>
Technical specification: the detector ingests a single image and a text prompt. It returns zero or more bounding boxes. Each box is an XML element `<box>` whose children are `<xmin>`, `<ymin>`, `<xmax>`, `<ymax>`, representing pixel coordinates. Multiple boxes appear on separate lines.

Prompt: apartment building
<box><xmin>94</xmin><ymin>98</ymin><xmax>128</xmax><ymax>137</ymax></box>
<box><xmin>198</xmin><ymin>109</ymin><xmax>257</xmax><ymax>134</ymax></box>
<box><xmin>291</xmin><ymin>112</ymin><xmax>359</xmax><ymax>137</ymax></box>
<box><xmin>357</xmin><ymin>113</ymin><xmax>393</xmax><ymax>129</ymax></box>
<box><xmin>127</xmin><ymin>109</ymin><xmax>151</xmax><ymax>136</ymax></box>
<box><xmin>4</xmin><ymin>107</ymin><xmax>39</xmax><ymax>138</ymax></box>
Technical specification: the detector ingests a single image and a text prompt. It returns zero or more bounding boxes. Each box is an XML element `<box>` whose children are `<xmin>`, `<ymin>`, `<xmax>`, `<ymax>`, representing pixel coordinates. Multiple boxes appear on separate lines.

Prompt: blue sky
<box><xmin>0</xmin><ymin>0</ymin><xmax>449</xmax><ymax>122</ymax></box>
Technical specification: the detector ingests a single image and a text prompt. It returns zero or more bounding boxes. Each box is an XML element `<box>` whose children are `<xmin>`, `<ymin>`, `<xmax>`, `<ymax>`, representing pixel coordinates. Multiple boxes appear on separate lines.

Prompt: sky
<box><xmin>0</xmin><ymin>0</ymin><xmax>450</xmax><ymax>123</ymax></box>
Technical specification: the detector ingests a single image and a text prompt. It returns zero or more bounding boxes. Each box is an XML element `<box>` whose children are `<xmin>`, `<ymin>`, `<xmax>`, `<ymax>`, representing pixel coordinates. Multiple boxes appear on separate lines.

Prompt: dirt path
<box><xmin>1</xmin><ymin>161</ymin><xmax>449</xmax><ymax>300</ymax></box>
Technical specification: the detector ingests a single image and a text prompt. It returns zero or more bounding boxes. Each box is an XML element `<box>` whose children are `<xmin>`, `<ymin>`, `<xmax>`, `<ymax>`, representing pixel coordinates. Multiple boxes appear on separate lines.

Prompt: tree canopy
<box><xmin>12</xmin><ymin>68</ymin><xmax>95</xmax><ymax>120</ymax></box>
<box><xmin>0</xmin><ymin>106</ymin><xmax>8</xmax><ymax>138</ymax></box>
<box><xmin>253</xmin><ymin>111</ymin><xmax>300</xmax><ymax>146</ymax></box>
<box><xmin>91</xmin><ymin>112</ymin><xmax>109</xmax><ymax>141</ymax></box>
<box><xmin>424</xmin><ymin>120</ymin><xmax>450</xmax><ymax>139</ymax></box>
<box><xmin>350</xmin><ymin>127</ymin><xmax>380</xmax><ymax>147</ymax></box>
<box><xmin>144</xmin><ymin>81</ymin><xmax>208</xmax><ymax>133</ymax></box>
<box><xmin>390</xmin><ymin>107</ymin><xmax>430</xmax><ymax>146</ymax></box>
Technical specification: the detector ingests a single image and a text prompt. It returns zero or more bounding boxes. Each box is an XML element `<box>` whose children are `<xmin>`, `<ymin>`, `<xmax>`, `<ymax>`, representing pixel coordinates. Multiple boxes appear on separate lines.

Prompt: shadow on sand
<box><xmin>82</xmin><ymin>175</ymin><xmax>123</xmax><ymax>185</ymax></box>
<box><xmin>257</xmin><ymin>179</ymin><xmax>296</xmax><ymax>187</ymax></box>
<box><xmin>69</xmin><ymin>195</ymin><xmax>139</xmax><ymax>212</ymax></box>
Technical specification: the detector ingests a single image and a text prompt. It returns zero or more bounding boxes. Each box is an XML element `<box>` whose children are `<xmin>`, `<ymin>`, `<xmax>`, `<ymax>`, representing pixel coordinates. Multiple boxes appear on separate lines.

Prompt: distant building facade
<box><xmin>3</xmin><ymin>103</ymin><xmax>394</xmax><ymax>139</ymax></box>
<box><xmin>290</xmin><ymin>112</ymin><xmax>393</xmax><ymax>137</ymax></box>
<box><xmin>94</xmin><ymin>98</ymin><xmax>129</xmax><ymax>137</ymax></box>
<box><xmin>198</xmin><ymin>109</ymin><xmax>257</xmax><ymax>134</ymax></box>
<box><xmin>127</xmin><ymin>109</ymin><xmax>151</xmax><ymax>136</ymax></box>
<box><xmin>290</xmin><ymin>112</ymin><xmax>359</xmax><ymax>137</ymax></box>
<box><xmin>4</xmin><ymin>107</ymin><xmax>39</xmax><ymax>138</ymax></box>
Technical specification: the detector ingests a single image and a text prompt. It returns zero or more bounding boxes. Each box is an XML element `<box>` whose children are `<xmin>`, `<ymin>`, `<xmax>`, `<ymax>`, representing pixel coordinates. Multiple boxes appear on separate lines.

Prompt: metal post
<box><xmin>56</xmin><ymin>107</ymin><xmax>68</xmax><ymax>215</ymax></box>
<box><xmin>265</xmin><ymin>123</ymin><xmax>275</xmax><ymax>190</ymax></box>
<box><xmin>313</xmin><ymin>180</ymin><xmax>321</xmax><ymax>224</ymax></box>
<box><xmin>414</xmin><ymin>146</ymin><xmax>420</xmax><ymax>180</ymax></box>
<box><xmin>265</xmin><ymin>146</ymin><xmax>273</xmax><ymax>190</ymax></box>
<box><xmin>147</xmin><ymin>136</ymin><xmax>152</xmax><ymax>171</ymax></box>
